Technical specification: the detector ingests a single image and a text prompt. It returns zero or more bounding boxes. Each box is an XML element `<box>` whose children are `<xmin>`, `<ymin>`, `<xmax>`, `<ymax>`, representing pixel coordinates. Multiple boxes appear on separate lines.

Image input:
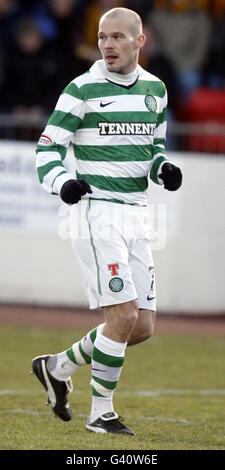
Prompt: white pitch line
<box><xmin>1</xmin><ymin>389</ymin><xmax>225</xmax><ymax>397</ymax></box>
<box><xmin>0</xmin><ymin>389</ymin><xmax>82</xmax><ymax>396</ymax></box>
<box><xmin>4</xmin><ymin>409</ymin><xmax>193</xmax><ymax>424</ymax></box>
<box><xmin>11</xmin><ymin>408</ymin><xmax>50</xmax><ymax>416</ymax></box>
<box><xmin>0</xmin><ymin>390</ymin><xmax>31</xmax><ymax>396</ymax></box>
<box><xmin>118</xmin><ymin>389</ymin><xmax>225</xmax><ymax>396</ymax></box>
<box><xmin>136</xmin><ymin>416</ymin><xmax>193</xmax><ymax>424</ymax></box>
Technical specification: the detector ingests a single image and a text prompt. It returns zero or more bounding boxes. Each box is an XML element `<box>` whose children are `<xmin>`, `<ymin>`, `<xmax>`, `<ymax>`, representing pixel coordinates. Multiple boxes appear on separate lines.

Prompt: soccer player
<box><xmin>32</xmin><ymin>7</ymin><xmax>182</xmax><ymax>435</ymax></box>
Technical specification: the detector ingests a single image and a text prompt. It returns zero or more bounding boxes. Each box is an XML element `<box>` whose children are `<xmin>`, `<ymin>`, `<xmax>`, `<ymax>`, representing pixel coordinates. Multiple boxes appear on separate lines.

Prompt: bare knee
<box><xmin>128</xmin><ymin>310</ymin><xmax>156</xmax><ymax>346</ymax></box>
<box><xmin>103</xmin><ymin>300</ymin><xmax>139</xmax><ymax>343</ymax></box>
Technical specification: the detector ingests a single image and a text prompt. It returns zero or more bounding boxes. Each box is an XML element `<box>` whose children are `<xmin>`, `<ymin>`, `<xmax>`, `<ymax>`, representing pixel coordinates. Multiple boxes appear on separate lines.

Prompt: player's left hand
<box><xmin>159</xmin><ymin>162</ymin><xmax>182</xmax><ymax>191</ymax></box>
<box><xmin>60</xmin><ymin>178</ymin><xmax>92</xmax><ymax>204</ymax></box>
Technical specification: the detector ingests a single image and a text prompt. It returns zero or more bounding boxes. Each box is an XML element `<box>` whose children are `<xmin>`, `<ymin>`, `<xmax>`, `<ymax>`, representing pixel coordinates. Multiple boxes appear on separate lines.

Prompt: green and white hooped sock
<box><xmin>47</xmin><ymin>323</ymin><xmax>105</xmax><ymax>381</ymax></box>
<box><xmin>90</xmin><ymin>333</ymin><xmax>127</xmax><ymax>421</ymax></box>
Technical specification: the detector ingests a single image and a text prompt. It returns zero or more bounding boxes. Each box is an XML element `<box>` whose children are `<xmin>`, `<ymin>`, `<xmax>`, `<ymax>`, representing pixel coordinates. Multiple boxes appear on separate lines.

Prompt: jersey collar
<box><xmin>90</xmin><ymin>59</ymin><xmax>144</xmax><ymax>85</ymax></box>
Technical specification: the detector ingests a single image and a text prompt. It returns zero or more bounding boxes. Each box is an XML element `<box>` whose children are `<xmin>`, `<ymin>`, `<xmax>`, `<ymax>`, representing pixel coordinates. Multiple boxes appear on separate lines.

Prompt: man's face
<box><xmin>98</xmin><ymin>16</ymin><xmax>141</xmax><ymax>75</ymax></box>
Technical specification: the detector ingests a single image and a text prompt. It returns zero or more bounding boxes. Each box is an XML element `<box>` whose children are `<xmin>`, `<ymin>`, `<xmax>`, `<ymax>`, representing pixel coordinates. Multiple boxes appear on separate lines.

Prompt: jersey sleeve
<box><xmin>35</xmin><ymin>82</ymin><xmax>85</xmax><ymax>194</ymax></box>
<box><xmin>149</xmin><ymin>83</ymin><xmax>172</xmax><ymax>185</ymax></box>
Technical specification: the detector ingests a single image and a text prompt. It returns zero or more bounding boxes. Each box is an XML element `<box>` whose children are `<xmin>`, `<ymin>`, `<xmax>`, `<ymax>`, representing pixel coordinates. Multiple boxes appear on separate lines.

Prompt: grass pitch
<box><xmin>0</xmin><ymin>325</ymin><xmax>225</xmax><ymax>450</ymax></box>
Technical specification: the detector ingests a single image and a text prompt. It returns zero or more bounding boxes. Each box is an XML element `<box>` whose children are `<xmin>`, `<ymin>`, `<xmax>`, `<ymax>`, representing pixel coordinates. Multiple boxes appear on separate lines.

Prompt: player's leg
<box><xmin>31</xmin><ymin>200</ymin><xmax>101</xmax><ymax>421</ymax></box>
<box><xmin>127</xmin><ymin>309</ymin><xmax>156</xmax><ymax>345</ymax></box>
<box><xmin>37</xmin><ymin>307</ymin><xmax>154</xmax><ymax>382</ymax></box>
<box><xmin>38</xmin><ymin>307</ymin><xmax>154</xmax><ymax>383</ymax></box>
<box><xmin>46</xmin><ymin>323</ymin><xmax>105</xmax><ymax>381</ymax></box>
<box><xmin>87</xmin><ymin>299</ymin><xmax>138</xmax><ymax>435</ymax></box>
<box><xmin>86</xmin><ymin>308</ymin><xmax>156</xmax><ymax>433</ymax></box>
<box><xmin>31</xmin><ymin>322</ymin><xmax>106</xmax><ymax>421</ymax></box>
<box><xmin>31</xmin><ymin>308</ymin><xmax>154</xmax><ymax>422</ymax></box>
<box><xmin>31</xmin><ymin>201</ymin><xmax>141</xmax><ymax>430</ymax></box>
<box><xmin>31</xmin><ymin>309</ymin><xmax>153</xmax><ymax>425</ymax></box>
<box><xmin>128</xmin><ymin>219</ymin><xmax>157</xmax><ymax>345</ymax></box>
<box><xmin>83</xmin><ymin>201</ymin><xmax>142</xmax><ymax>434</ymax></box>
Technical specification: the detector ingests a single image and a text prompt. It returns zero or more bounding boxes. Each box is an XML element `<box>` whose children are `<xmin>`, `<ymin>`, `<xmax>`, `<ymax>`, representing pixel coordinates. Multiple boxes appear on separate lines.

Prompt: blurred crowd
<box><xmin>0</xmin><ymin>0</ymin><xmax>224</xmax><ymax>149</ymax></box>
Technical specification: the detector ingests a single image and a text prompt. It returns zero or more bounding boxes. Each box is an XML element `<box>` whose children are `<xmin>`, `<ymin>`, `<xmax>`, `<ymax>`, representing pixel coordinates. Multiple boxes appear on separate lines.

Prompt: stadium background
<box><xmin>0</xmin><ymin>0</ymin><xmax>225</xmax><ymax>451</ymax></box>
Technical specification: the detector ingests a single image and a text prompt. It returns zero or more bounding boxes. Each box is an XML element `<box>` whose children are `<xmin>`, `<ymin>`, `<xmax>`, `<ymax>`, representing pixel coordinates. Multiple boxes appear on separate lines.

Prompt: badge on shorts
<box><xmin>145</xmin><ymin>95</ymin><xmax>157</xmax><ymax>112</ymax></box>
<box><xmin>109</xmin><ymin>277</ymin><xmax>124</xmax><ymax>292</ymax></box>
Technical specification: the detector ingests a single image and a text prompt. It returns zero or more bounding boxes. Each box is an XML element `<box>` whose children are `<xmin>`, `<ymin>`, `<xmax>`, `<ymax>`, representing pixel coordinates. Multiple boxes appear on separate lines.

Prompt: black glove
<box><xmin>60</xmin><ymin>179</ymin><xmax>92</xmax><ymax>204</ymax></box>
<box><xmin>159</xmin><ymin>162</ymin><xmax>182</xmax><ymax>191</ymax></box>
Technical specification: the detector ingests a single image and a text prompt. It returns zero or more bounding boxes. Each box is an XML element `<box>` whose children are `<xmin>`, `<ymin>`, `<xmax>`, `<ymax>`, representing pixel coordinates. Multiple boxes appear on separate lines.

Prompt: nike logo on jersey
<box><xmin>100</xmin><ymin>101</ymin><xmax>115</xmax><ymax>107</ymax></box>
<box><xmin>147</xmin><ymin>296</ymin><xmax>156</xmax><ymax>301</ymax></box>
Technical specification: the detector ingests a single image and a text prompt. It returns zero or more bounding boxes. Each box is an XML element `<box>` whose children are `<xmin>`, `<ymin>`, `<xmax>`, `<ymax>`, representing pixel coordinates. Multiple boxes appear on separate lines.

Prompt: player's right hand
<box><xmin>60</xmin><ymin>179</ymin><xmax>92</xmax><ymax>204</ymax></box>
<box><xmin>159</xmin><ymin>162</ymin><xmax>182</xmax><ymax>191</ymax></box>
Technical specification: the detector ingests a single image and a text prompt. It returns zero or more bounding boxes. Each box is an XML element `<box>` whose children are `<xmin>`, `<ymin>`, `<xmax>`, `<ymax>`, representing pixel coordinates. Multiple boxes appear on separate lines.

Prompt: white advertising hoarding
<box><xmin>0</xmin><ymin>140</ymin><xmax>60</xmax><ymax>232</ymax></box>
<box><xmin>0</xmin><ymin>140</ymin><xmax>224</xmax><ymax>312</ymax></box>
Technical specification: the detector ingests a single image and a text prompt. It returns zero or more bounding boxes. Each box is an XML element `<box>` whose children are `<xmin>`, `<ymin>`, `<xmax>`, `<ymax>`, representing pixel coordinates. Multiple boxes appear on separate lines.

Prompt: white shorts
<box><xmin>70</xmin><ymin>199</ymin><xmax>156</xmax><ymax>311</ymax></box>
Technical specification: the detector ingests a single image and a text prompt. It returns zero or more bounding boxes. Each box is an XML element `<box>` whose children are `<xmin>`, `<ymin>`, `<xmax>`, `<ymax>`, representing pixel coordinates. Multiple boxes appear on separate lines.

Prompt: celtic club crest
<box><xmin>109</xmin><ymin>277</ymin><xmax>124</xmax><ymax>292</ymax></box>
<box><xmin>145</xmin><ymin>95</ymin><xmax>157</xmax><ymax>112</ymax></box>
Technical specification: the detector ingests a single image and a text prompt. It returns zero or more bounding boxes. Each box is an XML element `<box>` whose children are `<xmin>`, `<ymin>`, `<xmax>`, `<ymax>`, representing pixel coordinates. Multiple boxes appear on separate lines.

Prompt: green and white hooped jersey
<box><xmin>36</xmin><ymin>60</ymin><xmax>169</xmax><ymax>205</ymax></box>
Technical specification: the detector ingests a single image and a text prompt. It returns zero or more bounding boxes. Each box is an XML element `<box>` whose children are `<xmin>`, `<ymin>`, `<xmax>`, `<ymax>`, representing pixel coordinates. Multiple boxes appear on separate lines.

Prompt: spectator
<box><xmin>202</xmin><ymin>16</ymin><xmax>225</xmax><ymax>88</ymax></box>
<box><xmin>76</xmin><ymin>0</ymin><xmax>128</xmax><ymax>64</ymax></box>
<box><xmin>129</xmin><ymin>0</ymin><xmax>154</xmax><ymax>17</ymax></box>
<box><xmin>0</xmin><ymin>0</ymin><xmax>22</xmax><ymax>55</ymax></box>
<box><xmin>140</xmin><ymin>23</ymin><xmax>179</xmax><ymax>149</ymax></box>
<box><xmin>206</xmin><ymin>0</ymin><xmax>225</xmax><ymax>18</ymax></box>
<box><xmin>140</xmin><ymin>24</ymin><xmax>178</xmax><ymax>113</ymax></box>
<box><xmin>148</xmin><ymin>1</ymin><xmax>211</xmax><ymax>99</ymax></box>
<box><xmin>33</xmin><ymin>0</ymin><xmax>89</xmax><ymax>80</ymax></box>
<box><xmin>40</xmin><ymin>0</ymin><xmax>86</xmax><ymax>50</ymax></box>
<box><xmin>153</xmin><ymin>0</ymin><xmax>225</xmax><ymax>17</ymax></box>
<box><xmin>153</xmin><ymin>0</ymin><xmax>209</xmax><ymax>12</ymax></box>
<box><xmin>0</xmin><ymin>17</ymin><xmax>66</xmax><ymax>117</ymax></box>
